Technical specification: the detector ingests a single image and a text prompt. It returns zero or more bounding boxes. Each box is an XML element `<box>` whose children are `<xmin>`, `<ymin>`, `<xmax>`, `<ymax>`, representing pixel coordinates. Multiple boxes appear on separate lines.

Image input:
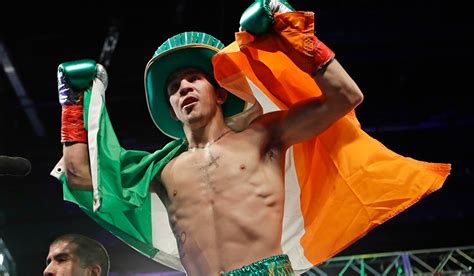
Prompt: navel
<box><xmin>240</xmin><ymin>164</ymin><xmax>246</xmax><ymax>170</ymax></box>
<box><xmin>173</xmin><ymin>190</ymin><xmax>178</xmax><ymax>197</ymax></box>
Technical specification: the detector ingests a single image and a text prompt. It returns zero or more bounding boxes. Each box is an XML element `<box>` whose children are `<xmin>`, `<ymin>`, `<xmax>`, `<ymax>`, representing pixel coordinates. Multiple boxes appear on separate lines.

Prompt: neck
<box><xmin>184</xmin><ymin>111</ymin><xmax>231</xmax><ymax>149</ymax></box>
<box><xmin>187</xmin><ymin>128</ymin><xmax>232</xmax><ymax>150</ymax></box>
<box><xmin>185</xmin><ymin>123</ymin><xmax>231</xmax><ymax>149</ymax></box>
<box><xmin>183</xmin><ymin>103</ymin><xmax>232</xmax><ymax>149</ymax></box>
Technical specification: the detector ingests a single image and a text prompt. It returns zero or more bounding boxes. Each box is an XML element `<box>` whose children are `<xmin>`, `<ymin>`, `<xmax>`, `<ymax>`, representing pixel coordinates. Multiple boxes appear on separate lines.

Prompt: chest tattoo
<box><xmin>197</xmin><ymin>147</ymin><xmax>220</xmax><ymax>187</ymax></box>
<box><xmin>205</xmin><ymin>147</ymin><xmax>220</xmax><ymax>168</ymax></box>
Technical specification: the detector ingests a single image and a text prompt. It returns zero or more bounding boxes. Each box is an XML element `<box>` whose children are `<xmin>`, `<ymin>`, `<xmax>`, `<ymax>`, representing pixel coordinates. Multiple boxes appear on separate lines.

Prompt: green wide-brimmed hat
<box><xmin>144</xmin><ymin>31</ymin><xmax>246</xmax><ymax>139</ymax></box>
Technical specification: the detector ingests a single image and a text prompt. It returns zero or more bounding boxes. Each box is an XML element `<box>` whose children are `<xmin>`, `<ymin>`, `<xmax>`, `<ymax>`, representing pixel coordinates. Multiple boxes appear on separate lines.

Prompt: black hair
<box><xmin>51</xmin><ymin>234</ymin><xmax>110</xmax><ymax>276</ymax></box>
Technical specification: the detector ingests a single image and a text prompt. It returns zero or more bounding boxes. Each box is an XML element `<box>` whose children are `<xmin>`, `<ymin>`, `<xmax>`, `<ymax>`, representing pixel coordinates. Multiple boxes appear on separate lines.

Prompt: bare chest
<box><xmin>166</xmin><ymin>145</ymin><xmax>260</xmax><ymax>195</ymax></box>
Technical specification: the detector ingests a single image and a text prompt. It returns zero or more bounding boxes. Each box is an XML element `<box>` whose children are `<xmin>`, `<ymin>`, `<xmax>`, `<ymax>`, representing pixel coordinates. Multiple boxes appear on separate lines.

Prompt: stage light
<box><xmin>0</xmin><ymin>239</ymin><xmax>16</xmax><ymax>275</ymax></box>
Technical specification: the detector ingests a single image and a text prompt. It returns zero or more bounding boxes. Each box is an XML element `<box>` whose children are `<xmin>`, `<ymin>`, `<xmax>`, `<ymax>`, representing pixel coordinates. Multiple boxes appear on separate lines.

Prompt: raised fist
<box><xmin>57</xmin><ymin>59</ymin><xmax>107</xmax><ymax>143</ymax></box>
<box><xmin>239</xmin><ymin>0</ymin><xmax>295</xmax><ymax>35</ymax></box>
<box><xmin>57</xmin><ymin>59</ymin><xmax>97</xmax><ymax>105</ymax></box>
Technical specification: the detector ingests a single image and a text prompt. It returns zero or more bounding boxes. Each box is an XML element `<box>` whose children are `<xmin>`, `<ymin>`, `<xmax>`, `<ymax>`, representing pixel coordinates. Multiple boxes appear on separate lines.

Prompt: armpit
<box><xmin>150</xmin><ymin>178</ymin><xmax>171</xmax><ymax>207</ymax></box>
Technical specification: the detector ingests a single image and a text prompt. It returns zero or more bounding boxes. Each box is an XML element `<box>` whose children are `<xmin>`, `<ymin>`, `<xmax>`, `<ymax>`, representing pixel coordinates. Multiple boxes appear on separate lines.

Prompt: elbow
<box><xmin>341</xmin><ymin>83</ymin><xmax>364</xmax><ymax>110</ymax></box>
<box><xmin>64</xmin><ymin>165</ymin><xmax>92</xmax><ymax>190</ymax></box>
<box><xmin>351</xmin><ymin>87</ymin><xmax>364</xmax><ymax>107</ymax></box>
<box><xmin>65</xmin><ymin>171</ymin><xmax>92</xmax><ymax>190</ymax></box>
<box><xmin>66</xmin><ymin>171</ymin><xmax>92</xmax><ymax>190</ymax></box>
<box><xmin>63</xmin><ymin>143</ymin><xmax>92</xmax><ymax>190</ymax></box>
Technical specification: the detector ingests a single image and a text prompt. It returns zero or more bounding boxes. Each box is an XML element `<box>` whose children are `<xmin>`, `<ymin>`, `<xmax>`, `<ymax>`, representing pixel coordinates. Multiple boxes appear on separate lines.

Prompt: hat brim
<box><xmin>145</xmin><ymin>45</ymin><xmax>246</xmax><ymax>139</ymax></box>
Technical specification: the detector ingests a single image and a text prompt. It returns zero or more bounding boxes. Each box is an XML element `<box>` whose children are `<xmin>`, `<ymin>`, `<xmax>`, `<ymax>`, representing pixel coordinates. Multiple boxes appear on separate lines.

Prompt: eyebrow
<box><xmin>170</xmin><ymin>68</ymin><xmax>201</xmax><ymax>81</ymax></box>
<box><xmin>166</xmin><ymin>68</ymin><xmax>203</xmax><ymax>95</ymax></box>
<box><xmin>46</xmin><ymin>252</ymin><xmax>70</xmax><ymax>265</ymax></box>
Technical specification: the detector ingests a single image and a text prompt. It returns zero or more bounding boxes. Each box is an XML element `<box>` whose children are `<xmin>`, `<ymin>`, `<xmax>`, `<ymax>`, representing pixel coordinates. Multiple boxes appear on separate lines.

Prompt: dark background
<box><xmin>1</xmin><ymin>0</ymin><xmax>473</xmax><ymax>275</ymax></box>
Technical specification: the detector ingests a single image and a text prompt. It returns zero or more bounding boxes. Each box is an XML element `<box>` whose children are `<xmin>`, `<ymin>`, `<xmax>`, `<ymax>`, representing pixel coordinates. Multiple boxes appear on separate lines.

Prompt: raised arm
<box><xmin>240</xmin><ymin>0</ymin><xmax>363</xmax><ymax>148</ymax></box>
<box><xmin>58</xmin><ymin>60</ymin><xmax>105</xmax><ymax>190</ymax></box>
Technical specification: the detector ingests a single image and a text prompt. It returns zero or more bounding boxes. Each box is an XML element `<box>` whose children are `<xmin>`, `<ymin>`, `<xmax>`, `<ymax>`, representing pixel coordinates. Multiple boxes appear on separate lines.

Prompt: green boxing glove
<box><xmin>58</xmin><ymin>59</ymin><xmax>97</xmax><ymax>93</ymax></box>
<box><xmin>58</xmin><ymin>59</ymin><xmax>108</xmax><ymax>143</ymax></box>
<box><xmin>239</xmin><ymin>0</ymin><xmax>295</xmax><ymax>35</ymax></box>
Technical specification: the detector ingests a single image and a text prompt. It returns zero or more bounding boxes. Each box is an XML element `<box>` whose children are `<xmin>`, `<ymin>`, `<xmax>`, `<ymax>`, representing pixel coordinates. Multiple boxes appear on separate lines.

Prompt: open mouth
<box><xmin>181</xmin><ymin>96</ymin><xmax>198</xmax><ymax>110</ymax></box>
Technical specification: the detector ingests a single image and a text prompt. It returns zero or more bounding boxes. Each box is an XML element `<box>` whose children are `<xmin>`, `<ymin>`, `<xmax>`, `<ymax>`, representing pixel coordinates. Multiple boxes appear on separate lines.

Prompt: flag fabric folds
<box><xmin>212</xmin><ymin>11</ymin><xmax>451</xmax><ymax>269</ymax></box>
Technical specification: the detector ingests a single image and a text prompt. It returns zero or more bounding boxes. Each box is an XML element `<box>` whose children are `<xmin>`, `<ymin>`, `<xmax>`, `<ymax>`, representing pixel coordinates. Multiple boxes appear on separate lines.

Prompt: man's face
<box><xmin>166</xmin><ymin>68</ymin><xmax>225</xmax><ymax>127</ymax></box>
<box><xmin>43</xmin><ymin>240</ymin><xmax>94</xmax><ymax>276</ymax></box>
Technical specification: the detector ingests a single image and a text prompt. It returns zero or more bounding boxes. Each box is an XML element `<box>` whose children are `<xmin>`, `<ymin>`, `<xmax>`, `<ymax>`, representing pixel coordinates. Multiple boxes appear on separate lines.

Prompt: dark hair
<box><xmin>165</xmin><ymin>67</ymin><xmax>219</xmax><ymax>97</ymax></box>
<box><xmin>51</xmin><ymin>234</ymin><xmax>110</xmax><ymax>276</ymax></box>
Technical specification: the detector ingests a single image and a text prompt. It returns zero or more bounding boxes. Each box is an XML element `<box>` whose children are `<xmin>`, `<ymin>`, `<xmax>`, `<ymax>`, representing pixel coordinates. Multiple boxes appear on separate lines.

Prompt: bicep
<box><xmin>278</xmin><ymin>59</ymin><xmax>363</xmax><ymax>147</ymax></box>
<box><xmin>314</xmin><ymin>59</ymin><xmax>363</xmax><ymax>106</ymax></box>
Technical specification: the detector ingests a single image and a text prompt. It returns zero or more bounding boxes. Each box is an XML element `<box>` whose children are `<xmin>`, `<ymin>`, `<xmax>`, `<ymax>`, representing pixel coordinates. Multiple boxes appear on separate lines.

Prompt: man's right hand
<box><xmin>58</xmin><ymin>59</ymin><xmax>97</xmax><ymax>143</ymax></box>
<box><xmin>239</xmin><ymin>0</ymin><xmax>295</xmax><ymax>35</ymax></box>
<box><xmin>57</xmin><ymin>59</ymin><xmax>97</xmax><ymax>105</ymax></box>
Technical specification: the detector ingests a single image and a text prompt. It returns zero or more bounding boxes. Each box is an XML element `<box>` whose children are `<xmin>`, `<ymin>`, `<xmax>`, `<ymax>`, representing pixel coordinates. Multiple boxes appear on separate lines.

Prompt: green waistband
<box><xmin>222</xmin><ymin>254</ymin><xmax>294</xmax><ymax>276</ymax></box>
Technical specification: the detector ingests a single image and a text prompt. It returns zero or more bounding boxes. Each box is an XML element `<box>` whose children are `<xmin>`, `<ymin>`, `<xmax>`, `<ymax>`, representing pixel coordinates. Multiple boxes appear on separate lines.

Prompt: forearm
<box><xmin>63</xmin><ymin>142</ymin><xmax>93</xmax><ymax>190</ymax></box>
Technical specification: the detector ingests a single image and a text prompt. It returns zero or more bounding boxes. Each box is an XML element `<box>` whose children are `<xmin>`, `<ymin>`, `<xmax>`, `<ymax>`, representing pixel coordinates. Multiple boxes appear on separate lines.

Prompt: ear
<box><xmin>90</xmin><ymin>265</ymin><xmax>101</xmax><ymax>276</ymax></box>
<box><xmin>216</xmin><ymin>87</ymin><xmax>228</xmax><ymax>105</ymax></box>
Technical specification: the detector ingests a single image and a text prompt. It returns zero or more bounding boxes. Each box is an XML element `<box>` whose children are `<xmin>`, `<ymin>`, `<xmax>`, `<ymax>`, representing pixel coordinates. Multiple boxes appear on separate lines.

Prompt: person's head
<box><xmin>166</xmin><ymin>67</ymin><xmax>228</xmax><ymax>129</ymax></box>
<box><xmin>43</xmin><ymin>234</ymin><xmax>110</xmax><ymax>276</ymax></box>
<box><xmin>144</xmin><ymin>31</ymin><xmax>246</xmax><ymax>139</ymax></box>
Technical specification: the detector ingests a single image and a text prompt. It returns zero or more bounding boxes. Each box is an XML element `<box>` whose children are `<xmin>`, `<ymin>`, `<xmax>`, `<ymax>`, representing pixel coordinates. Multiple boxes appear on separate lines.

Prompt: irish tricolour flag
<box><xmin>52</xmin><ymin>11</ymin><xmax>450</xmax><ymax>274</ymax></box>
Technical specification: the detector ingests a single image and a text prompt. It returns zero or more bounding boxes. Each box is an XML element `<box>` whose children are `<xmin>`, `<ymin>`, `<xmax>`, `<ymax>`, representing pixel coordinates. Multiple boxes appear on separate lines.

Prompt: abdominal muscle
<box><xmin>160</xmin><ymin>139</ymin><xmax>285</xmax><ymax>275</ymax></box>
